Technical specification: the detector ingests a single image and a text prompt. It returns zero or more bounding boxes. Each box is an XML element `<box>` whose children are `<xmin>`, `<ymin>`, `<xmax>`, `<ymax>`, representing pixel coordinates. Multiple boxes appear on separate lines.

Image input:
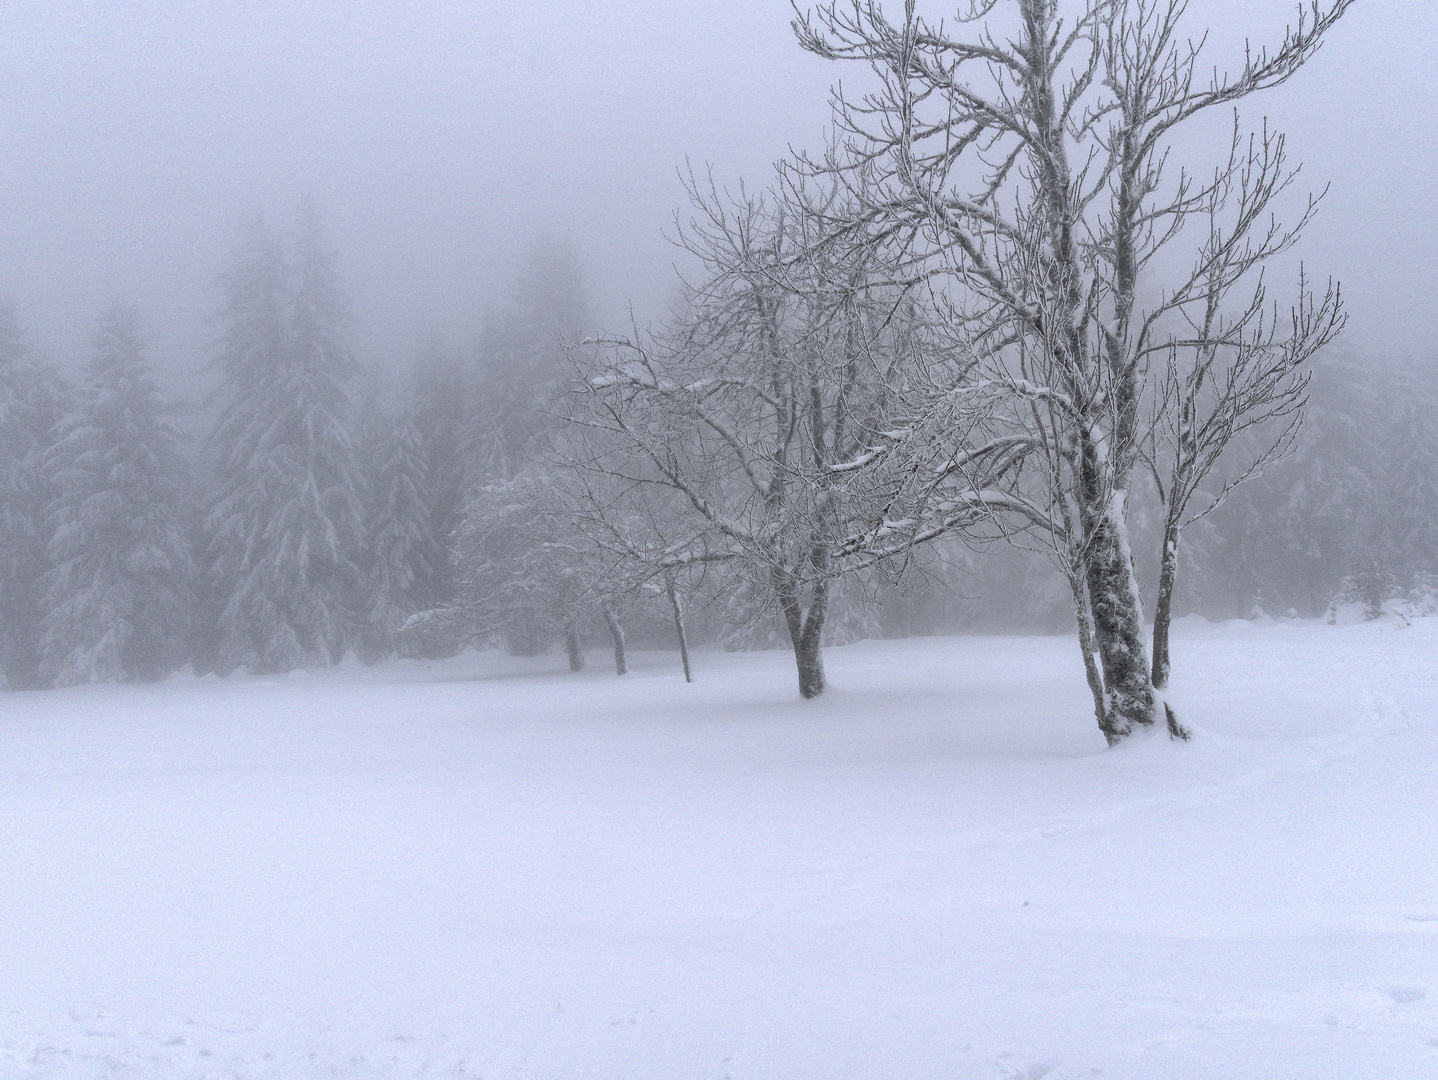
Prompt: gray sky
<box><xmin>1</xmin><ymin>0</ymin><xmax>1432</xmax><ymax>391</ymax></box>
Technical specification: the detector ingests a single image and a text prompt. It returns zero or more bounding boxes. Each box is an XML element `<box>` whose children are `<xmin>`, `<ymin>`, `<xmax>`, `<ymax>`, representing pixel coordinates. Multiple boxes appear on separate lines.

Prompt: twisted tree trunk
<box><xmin>1081</xmin><ymin>479</ymin><xmax>1156</xmax><ymax>744</ymax></box>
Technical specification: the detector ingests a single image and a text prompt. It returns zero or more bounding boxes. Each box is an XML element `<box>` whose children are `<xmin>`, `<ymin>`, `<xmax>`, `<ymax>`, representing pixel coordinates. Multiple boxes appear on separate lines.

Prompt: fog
<box><xmin>2</xmin><ymin>0</ymin><xmax>1433</xmax><ymax>390</ymax></box>
<box><xmin>6</xmin><ymin>7</ymin><xmax>1438</xmax><ymax>1071</ymax></box>
<box><xmin>2</xmin><ymin>0</ymin><xmax>1435</xmax><ymax>686</ymax></box>
<box><xmin>1</xmin><ymin>2</ymin><xmax>836</xmax><ymax>387</ymax></box>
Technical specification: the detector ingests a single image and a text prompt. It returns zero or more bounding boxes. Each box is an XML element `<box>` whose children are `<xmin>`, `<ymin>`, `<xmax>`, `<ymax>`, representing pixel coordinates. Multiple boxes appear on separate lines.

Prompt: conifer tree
<box><xmin>38</xmin><ymin>304</ymin><xmax>193</xmax><ymax>685</ymax></box>
<box><xmin>1382</xmin><ymin>379</ymin><xmax>1438</xmax><ymax>582</ymax></box>
<box><xmin>205</xmin><ymin>207</ymin><xmax>364</xmax><ymax>673</ymax></box>
<box><xmin>0</xmin><ymin>303</ymin><xmax>65</xmax><ymax>689</ymax></box>
<box><xmin>362</xmin><ymin>402</ymin><xmax>434</xmax><ymax>658</ymax></box>
<box><xmin>470</xmin><ymin>235</ymin><xmax>592</xmax><ymax>482</ymax></box>
<box><xmin>453</xmin><ymin>237</ymin><xmax>596</xmax><ymax>655</ymax></box>
<box><xmin>452</xmin><ymin>472</ymin><xmax>588</xmax><ymax>658</ymax></box>
<box><xmin>408</xmin><ymin>342</ymin><xmax>472</xmax><ymax>610</ymax></box>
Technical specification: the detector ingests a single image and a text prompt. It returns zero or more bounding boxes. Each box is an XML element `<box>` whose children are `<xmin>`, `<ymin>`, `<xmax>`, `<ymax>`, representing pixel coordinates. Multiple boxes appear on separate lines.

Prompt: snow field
<box><xmin>1</xmin><ymin>617</ymin><xmax>1436</xmax><ymax>1078</ymax></box>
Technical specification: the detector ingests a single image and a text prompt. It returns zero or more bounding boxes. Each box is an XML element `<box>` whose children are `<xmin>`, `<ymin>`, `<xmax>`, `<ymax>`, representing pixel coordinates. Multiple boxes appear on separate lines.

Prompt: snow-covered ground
<box><xmin>2</xmin><ymin>617</ymin><xmax>1435</xmax><ymax>1079</ymax></box>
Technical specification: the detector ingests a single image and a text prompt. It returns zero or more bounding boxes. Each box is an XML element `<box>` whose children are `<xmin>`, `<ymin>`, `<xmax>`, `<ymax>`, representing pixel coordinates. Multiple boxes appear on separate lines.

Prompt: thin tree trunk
<box><xmin>664</xmin><ymin>572</ymin><xmax>692</xmax><ymax>683</ymax></box>
<box><xmin>602</xmin><ymin>605</ymin><xmax>626</xmax><ymax>676</ymax></box>
<box><xmin>1152</xmin><ymin>522</ymin><xmax>1180</xmax><ymax>689</ymax></box>
<box><xmin>564</xmin><ymin>623</ymin><xmax>584</xmax><ymax>672</ymax></box>
<box><xmin>1066</xmin><ymin>560</ymin><xmax>1108</xmax><ymax>729</ymax></box>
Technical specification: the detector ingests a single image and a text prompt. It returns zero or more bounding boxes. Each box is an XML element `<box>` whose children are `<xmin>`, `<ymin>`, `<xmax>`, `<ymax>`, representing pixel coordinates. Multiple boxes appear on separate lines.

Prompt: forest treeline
<box><xmin>0</xmin><ymin>203</ymin><xmax>1431</xmax><ymax>694</ymax></box>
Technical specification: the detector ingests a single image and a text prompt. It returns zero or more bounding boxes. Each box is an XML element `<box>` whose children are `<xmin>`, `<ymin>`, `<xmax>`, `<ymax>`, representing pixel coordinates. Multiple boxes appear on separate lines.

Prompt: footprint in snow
<box><xmin>998</xmin><ymin>1060</ymin><xmax>1061</xmax><ymax>1079</ymax></box>
<box><xmin>1386</xmin><ymin>986</ymin><xmax>1427</xmax><ymax>1005</ymax></box>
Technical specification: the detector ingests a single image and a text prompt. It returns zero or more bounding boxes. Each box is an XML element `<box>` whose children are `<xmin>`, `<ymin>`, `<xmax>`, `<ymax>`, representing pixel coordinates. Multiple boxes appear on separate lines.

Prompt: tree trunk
<box><xmin>793</xmin><ymin>614</ymin><xmax>826</xmax><ymax>699</ymax></box>
<box><xmin>664</xmin><ymin>572</ymin><xmax>692</xmax><ymax>683</ymax></box>
<box><xmin>1151</xmin><ymin>522</ymin><xmax>1180</xmax><ymax>689</ymax></box>
<box><xmin>1066</xmin><ymin>560</ymin><xmax>1108</xmax><ymax>729</ymax></box>
<box><xmin>602</xmin><ymin>605</ymin><xmax>626</xmax><ymax>676</ymax></box>
<box><xmin>1083</xmin><ymin>489</ymin><xmax>1156</xmax><ymax>744</ymax></box>
<box><xmin>777</xmin><ymin>570</ymin><xmax>827</xmax><ymax>700</ymax></box>
<box><xmin>564</xmin><ymin>623</ymin><xmax>584</xmax><ymax>672</ymax></box>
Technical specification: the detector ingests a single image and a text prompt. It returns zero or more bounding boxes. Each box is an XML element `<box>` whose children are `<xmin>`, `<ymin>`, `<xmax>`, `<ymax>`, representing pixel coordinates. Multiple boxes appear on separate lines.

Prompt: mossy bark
<box><xmin>1082</xmin><ymin>488</ymin><xmax>1156</xmax><ymax>744</ymax></box>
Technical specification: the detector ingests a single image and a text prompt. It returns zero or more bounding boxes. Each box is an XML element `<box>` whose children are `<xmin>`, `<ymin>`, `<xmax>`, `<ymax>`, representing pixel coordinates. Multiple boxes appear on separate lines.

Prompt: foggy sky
<box><xmin>1</xmin><ymin>0</ymin><xmax>1432</xmax><ymax>392</ymax></box>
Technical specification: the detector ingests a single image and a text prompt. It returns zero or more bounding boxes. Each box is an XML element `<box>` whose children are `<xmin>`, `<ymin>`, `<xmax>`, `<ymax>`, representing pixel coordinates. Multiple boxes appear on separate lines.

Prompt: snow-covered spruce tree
<box><xmin>1190</xmin><ymin>351</ymin><xmax>1394</xmax><ymax>618</ymax></box>
<box><xmin>408</xmin><ymin>341</ymin><xmax>473</xmax><ymax>615</ymax></box>
<box><xmin>444</xmin><ymin>237</ymin><xmax>599</xmax><ymax>655</ymax></box>
<box><xmin>38</xmin><ymin>304</ymin><xmax>193</xmax><ymax>685</ymax></box>
<box><xmin>795</xmin><ymin>0</ymin><xmax>1353</xmax><ymax>741</ymax></box>
<box><xmin>360</xmin><ymin>401</ymin><xmax>434</xmax><ymax>659</ymax></box>
<box><xmin>1379</xmin><ymin>364</ymin><xmax>1438</xmax><ymax>586</ymax></box>
<box><xmin>469</xmin><ymin>235</ymin><xmax>593</xmax><ymax>483</ymax></box>
<box><xmin>0</xmin><ymin>303</ymin><xmax>67</xmax><ymax>689</ymax></box>
<box><xmin>204</xmin><ymin>207</ymin><xmax>364</xmax><ymax>674</ymax></box>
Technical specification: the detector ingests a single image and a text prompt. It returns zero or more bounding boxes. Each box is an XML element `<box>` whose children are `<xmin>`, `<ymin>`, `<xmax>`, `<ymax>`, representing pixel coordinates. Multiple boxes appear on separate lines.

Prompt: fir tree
<box><xmin>1383</xmin><ymin>381</ymin><xmax>1438</xmax><ymax>581</ymax></box>
<box><xmin>408</xmin><ymin>341</ymin><xmax>472</xmax><ymax>610</ymax></box>
<box><xmin>361</xmin><ymin>401</ymin><xmax>434</xmax><ymax>659</ymax></box>
<box><xmin>38</xmin><ymin>304</ymin><xmax>193</xmax><ymax>685</ymax></box>
<box><xmin>205</xmin><ymin>207</ymin><xmax>364</xmax><ymax>674</ymax></box>
<box><xmin>453</xmin><ymin>474</ymin><xmax>590</xmax><ymax>657</ymax></box>
<box><xmin>0</xmin><ymin>303</ymin><xmax>65</xmax><ymax>689</ymax></box>
<box><xmin>470</xmin><ymin>235</ymin><xmax>592</xmax><ymax>482</ymax></box>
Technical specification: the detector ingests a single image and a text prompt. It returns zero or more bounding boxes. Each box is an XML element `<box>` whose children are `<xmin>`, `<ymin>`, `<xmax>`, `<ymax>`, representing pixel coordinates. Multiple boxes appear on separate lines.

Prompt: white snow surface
<box><xmin>2</xmin><ymin>618</ymin><xmax>1436</xmax><ymax>1078</ymax></box>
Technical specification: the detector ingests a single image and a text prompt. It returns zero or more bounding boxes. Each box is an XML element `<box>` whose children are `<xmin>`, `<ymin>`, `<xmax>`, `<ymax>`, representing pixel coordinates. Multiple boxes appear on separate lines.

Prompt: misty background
<box><xmin>1</xmin><ymin>0</ymin><xmax>1436</xmax><ymax>692</ymax></box>
<box><xmin>1</xmin><ymin>0</ymin><xmax>1433</xmax><ymax>391</ymax></box>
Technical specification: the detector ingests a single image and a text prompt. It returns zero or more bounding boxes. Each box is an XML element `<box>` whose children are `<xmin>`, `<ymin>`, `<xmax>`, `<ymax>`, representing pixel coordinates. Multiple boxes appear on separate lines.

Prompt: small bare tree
<box><xmin>530</xmin><ymin>461</ymin><xmax>702</xmax><ymax>679</ymax></box>
<box><xmin>563</xmin><ymin>172</ymin><xmax>1001</xmax><ymax>698</ymax></box>
<box><xmin>442</xmin><ymin>467</ymin><xmax>692</xmax><ymax>677</ymax></box>
<box><xmin>793</xmin><ymin>0</ymin><xmax>1352</xmax><ymax>742</ymax></box>
<box><xmin>1144</xmin><ymin>265</ymin><xmax>1344</xmax><ymax>689</ymax></box>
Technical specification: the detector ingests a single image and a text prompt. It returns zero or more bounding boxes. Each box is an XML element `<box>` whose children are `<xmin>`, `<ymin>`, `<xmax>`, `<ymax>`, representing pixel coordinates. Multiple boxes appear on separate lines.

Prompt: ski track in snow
<box><xmin>2</xmin><ymin>618</ymin><xmax>1437</xmax><ymax>1079</ymax></box>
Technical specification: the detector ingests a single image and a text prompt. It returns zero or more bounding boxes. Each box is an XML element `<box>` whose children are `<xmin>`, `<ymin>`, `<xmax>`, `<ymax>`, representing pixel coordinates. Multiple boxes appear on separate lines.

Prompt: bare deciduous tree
<box><xmin>563</xmin><ymin>172</ymin><xmax>1000</xmax><ymax>698</ymax></box>
<box><xmin>1144</xmin><ymin>265</ymin><xmax>1344</xmax><ymax>689</ymax></box>
<box><xmin>793</xmin><ymin>0</ymin><xmax>1352</xmax><ymax>742</ymax></box>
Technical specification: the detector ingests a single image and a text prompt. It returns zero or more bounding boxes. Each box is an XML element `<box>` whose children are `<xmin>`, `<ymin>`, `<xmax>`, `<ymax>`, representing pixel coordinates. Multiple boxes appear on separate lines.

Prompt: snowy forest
<box><xmin>7</xmin><ymin>1</ymin><xmax>1438</xmax><ymax>1076</ymax></box>
<box><xmin>4</xmin><ymin>203</ymin><xmax>1432</xmax><ymax>692</ymax></box>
